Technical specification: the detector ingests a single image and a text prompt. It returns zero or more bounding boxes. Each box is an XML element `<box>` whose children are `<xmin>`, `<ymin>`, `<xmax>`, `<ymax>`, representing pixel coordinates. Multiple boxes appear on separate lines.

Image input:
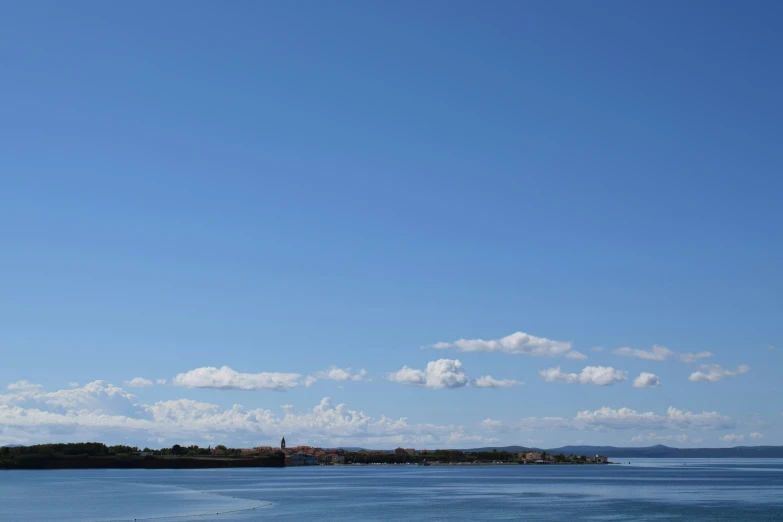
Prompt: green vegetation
<box><xmin>0</xmin><ymin>443</ymin><xmax>284</xmax><ymax>469</ymax></box>
<box><xmin>342</xmin><ymin>449</ymin><xmax>607</xmax><ymax>465</ymax></box>
<box><xmin>345</xmin><ymin>449</ymin><xmax>521</xmax><ymax>465</ymax></box>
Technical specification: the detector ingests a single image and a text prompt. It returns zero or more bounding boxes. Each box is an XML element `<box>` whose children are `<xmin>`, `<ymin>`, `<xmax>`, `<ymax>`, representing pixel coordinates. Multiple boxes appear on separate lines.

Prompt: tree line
<box><xmin>0</xmin><ymin>442</ymin><xmax>275</xmax><ymax>467</ymax></box>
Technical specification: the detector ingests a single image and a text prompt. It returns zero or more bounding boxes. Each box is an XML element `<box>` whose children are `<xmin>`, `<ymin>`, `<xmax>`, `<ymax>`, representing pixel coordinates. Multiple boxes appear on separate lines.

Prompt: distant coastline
<box><xmin>3</xmin><ymin>442</ymin><xmax>782</xmax><ymax>471</ymax></box>
<box><xmin>0</xmin><ymin>443</ymin><xmax>285</xmax><ymax>470</ymax></box>
<box><xmin>460</xmin><ymin>444</ymin><xmax>783</xmax><ymax>459</ymax></box>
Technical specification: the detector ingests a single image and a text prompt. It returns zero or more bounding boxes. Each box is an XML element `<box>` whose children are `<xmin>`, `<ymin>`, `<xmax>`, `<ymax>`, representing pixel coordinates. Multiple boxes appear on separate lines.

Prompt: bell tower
<box><xmin>281</xmin><ymin>436</ymin><xmax>286</xmax><ymax>450</ymax></box>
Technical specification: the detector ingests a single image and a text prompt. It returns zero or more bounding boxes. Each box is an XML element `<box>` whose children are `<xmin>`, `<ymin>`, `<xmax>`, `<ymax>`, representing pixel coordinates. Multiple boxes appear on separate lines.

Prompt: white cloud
<box><xmin>428</xmin><ymin>331</ymin><xmax>586</xmax><ymax>360</ymax></box>
<box><xmin>7</xmin><ymin>381</ymin><xmax>43</xmax><ymax>393</ymax></box>
<box><xmin>483</xmin><ymin>406</ymin><xmax>733</xmax><ymax>434</ymax></box>
<box><xmin>592</xmin><ymin>346</ymin><xmax>605</xmax><ymax>352</ymax></box>
<box><xmin>630</xmin><ymin>432</ymin><xmax>697</xmax><ymax>444</ymax></box>
<box><xmin>613</xmin><ymin>344</ymin><xmax>712</xmax><ymax>363</ymax></box>
<box><xmin>126</xmin><ymin>377</ymin><xmax>153</xmax><ymax>388</ymax></box>
<box><xmin>480</xmin><ymin>416</ymin><xmax>572</xmax><ymax>432</ymax></box>
<box><xmin>481</xmin><ymin>407</ymin><xmax>735</xmax><ymax>432</ymax></box>
<box><xmin>311</xmin><ymin>367</ymin><xmax>368</xmax><ymax>384</ymax></box>
<box><xmin>575</xmin><ymin>406</ymin><xmax>734</xmax><ymax>431</ymax></box>
<box><xmin>387</xmin><ymin>360</ymin><xmax>518</xmax><ymax>389</ymax></box>
<box><xmin>633</xmin><ymin>372</ymin><xmax>661</xmax><ymax>388</ymax></box>
<box><xmin>688</xmin><ymin>364</ymin><xmax>750</xmax><ymax>383</ymax></box>
<box><xmin>173</xmin><ymin>366</ymin><xmax>302</xmax><ymax>391</ymax></box>
<box><xmin>750</xmin><ymin>432</ymin><xmax>764</xmax><ymax>439</ymax></box>
<box><xmin>768</xmin><ymin>345</ymin><xmax>775</xmax><ymax>351</ymax></box>
<box><xmin>719</xmin><ymin>433</ymin><xmax>744</xmax><ymax>443</ymax></box>
<box><xmin>1</xmin><ymin>380</ymin><xmax>142</xmax><ymax>417</ymax></box>
<box><xmin>678</xmin><ymin>351</ymin><xmax>715</xmax><ymax>363</ymax></box>
<box><xmin>304</xmin><ymin>376</ymin><xmax>318</xmax><ymax>387</ymax></box>
<box><xmin>68</xmin><ymin>382</ymin><xmax>80</xmax><ymax>388</ymax></box>
<box><xmin>472</xmin><ymin>376</ymin><xmax>522</xmax><ymax>388</ymax></box>
<box><xmin>387</xmin><ymin>366</ymin><xmax>427</xmax><ymax>387</ymax></box>
<box><xmin>156</xmin><ymin>379</ymin><xmax>167</xmax><ymax>385</ymax></box>
<box><xmin>539</xmin><ymin>366</ymin><xmax>627</xmax><ymax>386</ymax></box>
<box><xmin>0</xmin><ymin>382</ymin><xmax>497</xmax><ymax>447</ymax></box>
<box><xmin>387</xmin><ymin>359</ymin><xmax>470</xmax><ymax>389</ymax></box>
<box><xmin>613</xmin><ymin>345</ymin><xmax>674</xmax><ymax>361</ymax></box>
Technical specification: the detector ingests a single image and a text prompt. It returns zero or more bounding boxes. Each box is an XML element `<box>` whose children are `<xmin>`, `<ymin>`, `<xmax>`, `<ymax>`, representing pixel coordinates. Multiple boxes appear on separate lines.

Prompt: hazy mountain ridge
<box><xmin>462</xmin><ymin>444</ymin><xmax>783</xmax><ymax>458</ymax></box>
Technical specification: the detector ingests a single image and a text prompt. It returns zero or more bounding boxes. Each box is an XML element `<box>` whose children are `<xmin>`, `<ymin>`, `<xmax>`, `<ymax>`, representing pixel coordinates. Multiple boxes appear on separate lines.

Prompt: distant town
<box><xmin>242</xmin><ymin>437</ymin><xmax>610</xmax><ymax>466</ymax></box>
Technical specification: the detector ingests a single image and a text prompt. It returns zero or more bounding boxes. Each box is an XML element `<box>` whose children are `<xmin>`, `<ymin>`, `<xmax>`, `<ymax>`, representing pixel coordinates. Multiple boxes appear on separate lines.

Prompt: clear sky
<box><xmin>1</xmin><ymin>1</ymin><xmax>781</xmax><ymax>449</ymax></box>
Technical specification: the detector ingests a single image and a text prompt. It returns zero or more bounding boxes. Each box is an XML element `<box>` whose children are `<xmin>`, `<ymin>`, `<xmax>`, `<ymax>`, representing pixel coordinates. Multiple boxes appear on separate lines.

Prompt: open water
<box><xmin>1</xmin><ymin>459</ymin><xmax>781</xmax><ymax>521</ymax></box>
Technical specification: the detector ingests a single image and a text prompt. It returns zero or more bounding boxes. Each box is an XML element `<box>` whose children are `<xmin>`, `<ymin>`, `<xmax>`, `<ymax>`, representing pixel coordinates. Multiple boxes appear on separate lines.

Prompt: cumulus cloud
<box><xmin>7</xmin><ymin>381</ymin><xmax>43</xmax><ymax>393</ymax></box>
<box><xmin>630</xmin><ymin>432</ymin><xmax>701</xmax><ymax>444</ymax></box>
<box><xmin>539</xmin><ymin>366</ymin><xmax>627</xmax><ymax>386</ymax></box>
<box><xmin>678</xmin><ymin>352</ymin><xmax>715</xmax><ymax>363</ymax></box>
<box><xmin>387</xmin><ymin>359</ymin><xmax>470</xmax><ymax>389</ymax></box>
<box><xmin>173</xmin><ymin>366</ymin><xmax>302</xmax><ymax>391</ymax></box>
<box><xmin>633</xmin><ymin>372</ymin><xmax>661</xmax><ymax>388</ymax></box>
<box><xmin>613</xmin><ymin>344</ymin><xmax>712</xmax><ymax>363</ymax></box>
<box><xmin>0</xmin><ymin>381</ymin><xmax>496</xmax><ymax>447</ymax></box>
<box><xmin>688</xmin><ymin>364</ymin><xmax>750</xmax><ymax>383</ymax></box>
<box><xmin>575</xmin><ymin>406</ymin><xmax>734</xmax><ymax>431</ymax></box>
<box><xmin>720</xmin><ymin>433</ymin><xmax>744</xmax><ymax>443</ymax></box>
<box><xmin>308</xmin><ymin>367</ymin><xmax>368</xmax><ymax>386</ymax></box>
<box><xmin>482</xmin><ymin>405</ymin><xmax>733</xmax><ymax>434</ymax></box>
<box><xmin>1</xmin><ymin>380</ymin><xmax>143</xmax><ymax>417</ymax></box>
<box><xmin>471</xmin><ymin>376</ymin><xmax>522</xmax><ymax>388</ymax></box>
<box><xmin>68</xmin><ymin>382</ymin><xmax>80</xmax><ymax>388</ymax></box>
<box><xmin>125</xmin><ymin>377</ymin><xmax>153</xmax><ymax>388</ymax></box>
<box><xmin>750</xmin><ymin>432</ymin><xmax>764</xmax><ymax>439</ymax></box>
<box><xmin>156</xmin><ymin>379</ymin><xmax>167</xmax><ymax>385</ymax></box>
<box><xmin>427</xmin><ymin>331</ymin><xmax>586</xmax><ymax>360</ymax></box>
<box><xmin>387</xmin><ymin>360</ymin><xmax>518</xmax><ymax>389</ymax></box>
<box><xmin>480</xmin><ymin>416</ymin><xmax>572</xmax><ymax>432</ymax></box>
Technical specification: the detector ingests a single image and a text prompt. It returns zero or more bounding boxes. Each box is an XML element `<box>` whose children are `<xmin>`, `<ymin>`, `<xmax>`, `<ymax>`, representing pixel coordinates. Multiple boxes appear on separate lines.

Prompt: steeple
<box><xmin>281</xmin><ymin>436</ymin><xmax>286</xmax><ymax>449</ymax></box>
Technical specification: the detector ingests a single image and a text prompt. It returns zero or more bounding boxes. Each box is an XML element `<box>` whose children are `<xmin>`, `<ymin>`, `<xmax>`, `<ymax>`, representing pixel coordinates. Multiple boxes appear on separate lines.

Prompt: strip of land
<box><xmin>0</xmin><ymin>443</ymin><xmax>607</xmax><ymax>469</ymax></box>
<box><xmin>0</xmin><ymin>443</ymin><xmax>284</xmax><ymax>470</ymax></box>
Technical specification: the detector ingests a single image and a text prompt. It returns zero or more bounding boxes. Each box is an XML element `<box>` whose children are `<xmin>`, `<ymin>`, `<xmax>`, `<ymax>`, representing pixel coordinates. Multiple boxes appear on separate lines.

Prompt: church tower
<box><xmin>281</xmin><ymin>436</ymin><xmax>286</xmax><ymax>450</ymax></box>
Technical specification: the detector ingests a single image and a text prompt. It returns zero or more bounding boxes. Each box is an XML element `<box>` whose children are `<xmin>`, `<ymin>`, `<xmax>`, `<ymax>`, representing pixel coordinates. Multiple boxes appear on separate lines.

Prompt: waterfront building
<box><xmin>526</xmin><ymin>452</ymin><xmax>542</xmax><ymax>461</ymax></box>
<box><xmin>327</xmin><ymin>454</ymin><xmax>345</xmax><ymax>464</ymax></box>
<box><xmin>286</xmin><ymin>452</ymin><xmax>318</xmax><ymax>466</ymax></box>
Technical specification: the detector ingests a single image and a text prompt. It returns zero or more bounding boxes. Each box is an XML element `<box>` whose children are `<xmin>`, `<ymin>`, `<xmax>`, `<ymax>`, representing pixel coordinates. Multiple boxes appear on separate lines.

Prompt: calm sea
<box><xmin>1</xmin><ymin>459</ymin><xmax>782</xmax><ymax>521</ymax></box>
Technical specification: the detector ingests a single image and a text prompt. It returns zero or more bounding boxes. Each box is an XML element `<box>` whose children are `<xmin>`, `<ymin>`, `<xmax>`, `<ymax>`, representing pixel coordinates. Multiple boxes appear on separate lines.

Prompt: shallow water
<box><xmin>1</xmin><ymin>459</ymin><xmax>782</xmax><ymax>521</ymax></box>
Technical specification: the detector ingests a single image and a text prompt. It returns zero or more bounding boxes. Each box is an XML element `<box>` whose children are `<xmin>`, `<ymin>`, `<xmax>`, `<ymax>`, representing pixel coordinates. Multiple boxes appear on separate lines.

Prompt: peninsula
<box><xmin>0</xmin><ymin>441</ymin><xmax>610</xmax><ymax>469</ymax></box>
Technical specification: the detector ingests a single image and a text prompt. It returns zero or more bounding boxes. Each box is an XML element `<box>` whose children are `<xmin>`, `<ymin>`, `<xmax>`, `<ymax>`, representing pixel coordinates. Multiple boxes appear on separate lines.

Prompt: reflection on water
<box><xmin>1</xmin><ymin>459</ymin><xmax>781</xmax><ymax>521</ymax></box>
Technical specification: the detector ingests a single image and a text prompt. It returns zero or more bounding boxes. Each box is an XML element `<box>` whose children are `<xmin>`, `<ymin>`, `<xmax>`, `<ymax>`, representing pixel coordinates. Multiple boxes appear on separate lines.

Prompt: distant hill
<box><xmin>463</xmin><ymin>444</ymin><xmax>783</xmax><ymax>458</ymax></box>
<box><xmin>462</xmin><ymin>445</ymin><xmax>538</xmax><ymax>453</ymax></box>
<box><xmin>1</xmin><ymin>444</ymin><xmax>24</xmax><ymax>448</ymax></box>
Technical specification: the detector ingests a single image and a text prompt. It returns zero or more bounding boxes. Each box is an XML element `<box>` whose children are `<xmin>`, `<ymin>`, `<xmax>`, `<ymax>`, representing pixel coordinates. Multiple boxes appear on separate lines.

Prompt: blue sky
<box><xmin>1</xmin><ymin>1</ymin><xmax>781</xmax><ymax>449</ymax></box>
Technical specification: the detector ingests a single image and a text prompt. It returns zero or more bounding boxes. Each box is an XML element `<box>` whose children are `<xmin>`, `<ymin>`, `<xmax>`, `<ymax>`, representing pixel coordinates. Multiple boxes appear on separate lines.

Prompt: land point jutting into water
<box><xmin>0</xmin><ymin>438</ymin><xmax>612</xmax><ymax>469</ymax></box>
